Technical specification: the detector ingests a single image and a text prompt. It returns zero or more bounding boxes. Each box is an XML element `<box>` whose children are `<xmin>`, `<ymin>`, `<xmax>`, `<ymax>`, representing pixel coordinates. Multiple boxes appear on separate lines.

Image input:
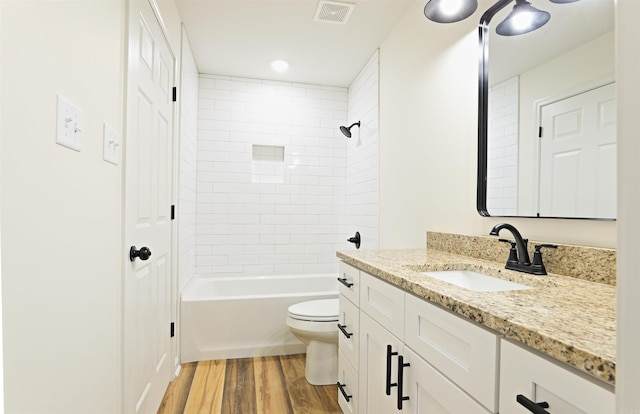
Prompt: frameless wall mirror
<box><xmin>477</xmin><ymin>0</ymin><xmax>616</xmax><ymax>219</ymax></box>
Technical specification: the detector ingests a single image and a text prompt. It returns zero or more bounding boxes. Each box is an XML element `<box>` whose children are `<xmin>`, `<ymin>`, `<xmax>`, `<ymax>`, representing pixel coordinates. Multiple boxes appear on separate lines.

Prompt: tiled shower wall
<box><xmin>487</xmin><ymin>76</ymin><xmax>518</xmax><ymax>215</ymax></box>
<box><xmin>346</xmin><ymin>51</ymin><xmax>379</xmax><ymax>250</ymax></box>
<box><xmin>178</xmin><ymin>29</ymin><xmax>199</xmax><ymax>292</ymax></box>
<box><xmin>195</xmin><ymin>75</ymin><xmax>349</xmax><ymax>276</ymax></box>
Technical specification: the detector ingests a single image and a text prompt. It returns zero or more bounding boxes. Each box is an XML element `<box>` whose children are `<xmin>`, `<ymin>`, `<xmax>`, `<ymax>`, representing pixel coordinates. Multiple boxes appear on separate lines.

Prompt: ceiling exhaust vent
<box><xmin>314</xmin><ymin>1</ymin><xmax>356</xmax><ymax>24</ymax></box>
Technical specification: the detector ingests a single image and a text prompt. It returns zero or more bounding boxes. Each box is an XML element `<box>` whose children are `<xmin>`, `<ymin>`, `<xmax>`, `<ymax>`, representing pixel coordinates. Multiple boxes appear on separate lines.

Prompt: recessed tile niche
<box><xmin>251</xmin><ymin>144</ymin><xmax>285</xmax><ymax>184</ymax></box>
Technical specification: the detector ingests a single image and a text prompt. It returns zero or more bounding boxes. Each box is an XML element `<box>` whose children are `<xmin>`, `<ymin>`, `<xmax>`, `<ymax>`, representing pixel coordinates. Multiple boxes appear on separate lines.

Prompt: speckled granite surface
<box><xmin>336</xmin><ymin>246</ymin><xmax>616</xmax><ymax>386</ymax></box>
<box><xmin>427</xmin><ymin>231</ymin><xmax>616</xmax><ymax>285</ymax></box>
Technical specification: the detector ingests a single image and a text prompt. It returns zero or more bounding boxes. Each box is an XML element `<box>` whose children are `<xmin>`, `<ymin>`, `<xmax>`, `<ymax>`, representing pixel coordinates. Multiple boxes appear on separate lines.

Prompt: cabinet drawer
<box><xmin>403</xmin><ymin>347</ymin><xmax>491</xmax><ymax>414</ymax></box>
<box><xmin>500</xmin><ymin>339</ymin><xmax>614</xmax><ymax>414</ymax></box>
<box><xmin>360</xmin><ymin>272</ymin><xmax>405</xmax><ymax>340</ymax></box>
<box><xmin>338</xmin><ymin>350</ymin><xmax>359</xmax><ymax>414</ymax></box>
<box><xmin>338</xmin><ymin>294</ymin><xmax>359</xmax><ymax>370</ymax></box>
<box><xmin>338</xmin><ymin>261</ymin><xmax>360</xmax><ymax>306</ymax></box>
<box><xmin>404</xmin><ymin>293</ymin><xmax>499</xmax><ymax>413</ymax></box>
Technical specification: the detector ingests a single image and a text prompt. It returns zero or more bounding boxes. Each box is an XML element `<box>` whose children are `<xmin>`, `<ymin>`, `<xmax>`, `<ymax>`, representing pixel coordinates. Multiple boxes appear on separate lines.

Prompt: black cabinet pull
<box><xmin>337</xmin><ymin>382</ymin><xmax>352</xmax><ymax>402</ymax></box>
<box><xmin>385</xmin><ymin>345</ymin><xmax>398</xmax><ymax>395</ymax></box>
<box><xmin>397</xmin><ymin>355</ymin><xmax>410</xmax><ymax>410</ymax></box>
<box><xmin>337</xmin><ymin>276</ymin><xmax>354</xmax><ymax>288</ymax></box>
<box><xmin>516</xmin><ymin>394</ymin><xmax>550</xmax><ymax>414</ymax></box>
<box><xmin>337</xmin><ymin>323</ymin><xmax>353</xmax><ymax>338</ymax></box>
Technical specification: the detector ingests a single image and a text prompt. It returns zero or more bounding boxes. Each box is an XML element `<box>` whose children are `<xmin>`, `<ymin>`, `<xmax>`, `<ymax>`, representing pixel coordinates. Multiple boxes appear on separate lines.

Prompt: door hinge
<box><xmin>172</xmin><ymin>87</ymin><xmax>177</xmax><ymax>102</ymax></box>
<box><xmin>171</xmin><ymin>205</ymin><xmax>175</xmax><ymax>220</ymax></box>
<box><xmin>170</xmin><ymin>322</ymin><xmax>175</xmax><ymax>338</ymax></box>
<box><xmin>538</xmin><ymin>126</ymin><xmax>543</xmax><ymax>138</ymax></box>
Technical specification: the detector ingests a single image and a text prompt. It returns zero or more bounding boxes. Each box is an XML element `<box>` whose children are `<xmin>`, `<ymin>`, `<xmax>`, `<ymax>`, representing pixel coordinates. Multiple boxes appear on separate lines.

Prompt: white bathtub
<box><xmin>180</xmin><ymin>274</ymin><xmax>339</xmax><ymax>362</ymax></box>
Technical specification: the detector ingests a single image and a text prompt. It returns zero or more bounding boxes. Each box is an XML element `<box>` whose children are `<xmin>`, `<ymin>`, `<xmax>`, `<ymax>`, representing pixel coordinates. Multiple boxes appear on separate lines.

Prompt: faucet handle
<box><xmin>531</xmin><ymin>244</ymin><xmax>558</xmax><ymax>275</ymax></box>
<box><xmin>535</xmin><ymin>244</ymin><xmax>558</xmax><ymax>251</ymax></box>
<box><xmin>498</xmin><ymin>239</ymin><xmax>519</xmax><ymax>265</ymax></box>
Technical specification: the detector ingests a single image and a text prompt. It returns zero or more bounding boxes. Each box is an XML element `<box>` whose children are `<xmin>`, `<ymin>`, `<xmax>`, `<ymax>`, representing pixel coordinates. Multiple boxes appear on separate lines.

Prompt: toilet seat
<box><xmin>287</xmin><ymin>299</ymin><xmax>338</xmax><ymax>322</ymax></box>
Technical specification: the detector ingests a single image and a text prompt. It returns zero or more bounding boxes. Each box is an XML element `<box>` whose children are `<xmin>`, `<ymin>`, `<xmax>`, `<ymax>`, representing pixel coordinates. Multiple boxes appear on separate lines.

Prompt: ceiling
<box><xmin>174</xmin><ymin>0</ymin><xmax>416</xmax><ymax>87</ymax></box>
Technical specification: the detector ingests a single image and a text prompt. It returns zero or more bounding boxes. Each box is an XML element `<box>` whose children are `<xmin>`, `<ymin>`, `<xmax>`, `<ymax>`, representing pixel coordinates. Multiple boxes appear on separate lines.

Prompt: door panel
<box><xmin>539</xmin><ymin>83</ymin><xmax>616</xmax><ymax>218</ymax></box>
<box><xmin>124</xmin><ymin>1</ymin><xmax>175</xmax><ymax>413</ymax></box>
<box><xmin>359</xmin><ymin>312</ymin><xmax>402</xmax><ymax>414</ymax></box>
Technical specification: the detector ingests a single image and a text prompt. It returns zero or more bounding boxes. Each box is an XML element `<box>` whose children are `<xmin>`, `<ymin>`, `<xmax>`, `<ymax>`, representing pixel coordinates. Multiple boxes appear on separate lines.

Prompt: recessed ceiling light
<box><xmin>271</xmin><ymin>59</ymin><xmax>289</xmax><ymax>72</ymax></box>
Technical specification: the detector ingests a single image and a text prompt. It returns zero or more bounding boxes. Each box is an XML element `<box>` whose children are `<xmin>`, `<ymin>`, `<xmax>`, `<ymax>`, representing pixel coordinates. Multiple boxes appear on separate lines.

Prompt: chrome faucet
<box><xmin>489</xmin><ymin>223</ymin><xmax>557</xmax><ymax>275</ymax></box>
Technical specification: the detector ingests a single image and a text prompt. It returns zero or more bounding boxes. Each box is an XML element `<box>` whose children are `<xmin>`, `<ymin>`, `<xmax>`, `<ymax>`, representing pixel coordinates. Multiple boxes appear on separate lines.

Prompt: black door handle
<box><xmin>516</xmin><ymin>394</ymin><xmax>550</xmax><ymax>414</ymax></box>
<box><xmin>130</xmin><ymin>246</ymin><xmax>152</xmax><ymax>262</ymax></box>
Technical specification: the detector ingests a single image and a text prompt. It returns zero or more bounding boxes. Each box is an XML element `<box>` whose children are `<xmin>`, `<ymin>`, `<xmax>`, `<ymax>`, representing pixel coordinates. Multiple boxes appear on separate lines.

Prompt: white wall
<box><xmin>0</xmin><ymin>1</ymin><xmax>125</xmax><ymax>412</ymax></box>
<box><xmin>378</xmin><ymin>0</ymin><xmax>616</xmax><ymax>249</ymax></box>
<box><xmin>346</xmin><ymin>51</ymin><xmax>380</xmax><ymax>250</ymax></box>
<box><xmin>616</xmin><ymin>0</ymin><xmax>640</xmax><ymax>410</ymax></box>
<box><xmin>178</xmin><ymin>27</ymin><xmax>199</xmax><ymax>292</ymax></box>
<box><xmin>196</xmin><ymin>75</ymin><xmax>348</xmax><ymax>276</ymax></box>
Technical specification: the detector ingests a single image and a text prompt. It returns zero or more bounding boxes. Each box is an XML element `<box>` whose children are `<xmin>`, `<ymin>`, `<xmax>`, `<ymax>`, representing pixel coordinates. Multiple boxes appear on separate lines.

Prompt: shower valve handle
<box><xmin>347</xmin><ymin>232</ymin><xmax>361</xmax><ymax>249</ymax></box>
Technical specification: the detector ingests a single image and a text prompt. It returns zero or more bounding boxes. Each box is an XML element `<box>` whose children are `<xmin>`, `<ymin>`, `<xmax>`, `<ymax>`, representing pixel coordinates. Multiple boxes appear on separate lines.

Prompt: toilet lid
<box><xmin>288</xmin><ymin>299</ymin><xmax>339</xmax><ymax>322</ymax></box>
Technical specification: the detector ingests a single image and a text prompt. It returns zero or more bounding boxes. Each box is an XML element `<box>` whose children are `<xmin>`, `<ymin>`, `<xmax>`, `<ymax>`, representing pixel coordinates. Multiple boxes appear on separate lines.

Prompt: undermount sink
<box><xmin>420</xmin><ymin>270</ymin><xmax>532</xmax><ymax>292</ymax></box>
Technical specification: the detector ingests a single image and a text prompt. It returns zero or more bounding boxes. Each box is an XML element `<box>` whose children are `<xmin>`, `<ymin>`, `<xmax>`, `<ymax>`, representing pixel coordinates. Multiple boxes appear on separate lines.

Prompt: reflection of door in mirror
<box><xmin>481</xmin><ymin>0</ymin><xmax>615</xmax><ymax>219</ymax></box>
<box><xmin>538</xmin><ymin>83</ymin><xmax>616</xmax><ymax>219</ymax></box>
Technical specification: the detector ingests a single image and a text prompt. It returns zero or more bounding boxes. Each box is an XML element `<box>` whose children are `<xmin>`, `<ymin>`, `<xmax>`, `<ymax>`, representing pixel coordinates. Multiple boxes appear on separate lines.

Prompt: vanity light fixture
<box><xmin>424</xmin><ymin>0</ymin><xmax>478</xmax><ymax>23</ymax></box>
<box><xmin>495</xmin><ymin>0</ymin><xmax>550</xmax><ymax>36</ymax></box>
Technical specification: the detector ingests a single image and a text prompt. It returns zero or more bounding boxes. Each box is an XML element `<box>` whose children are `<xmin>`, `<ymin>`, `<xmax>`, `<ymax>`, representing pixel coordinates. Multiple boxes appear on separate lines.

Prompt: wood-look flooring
<box><xmin>157</xmin><ymin>354</ymin><xmax>341</xmax><ymax>414</ymax></box>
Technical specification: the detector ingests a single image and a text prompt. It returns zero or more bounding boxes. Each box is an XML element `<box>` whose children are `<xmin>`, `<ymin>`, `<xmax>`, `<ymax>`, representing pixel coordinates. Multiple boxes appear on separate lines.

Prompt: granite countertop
<box><xmin>336</xmin><ymin>248</ymin><xmax>616</xmax><ymax>386</ymax></box>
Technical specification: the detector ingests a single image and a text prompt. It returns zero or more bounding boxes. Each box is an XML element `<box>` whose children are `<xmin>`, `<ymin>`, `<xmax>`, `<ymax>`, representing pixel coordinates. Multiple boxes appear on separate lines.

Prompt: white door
<box><xmin>538</xmin><ymin>83</ymin><xmax>616</xmax><ymax>218</ymax></box>
<box><xmin>123</xmin><ymin>1</ymin><xmax>175</xmax><ymax>413</ymax></box>
<box><xmin>359</xmin><ymin>312</ymin><xmax>403</xmax><ymax>414</ymax></box>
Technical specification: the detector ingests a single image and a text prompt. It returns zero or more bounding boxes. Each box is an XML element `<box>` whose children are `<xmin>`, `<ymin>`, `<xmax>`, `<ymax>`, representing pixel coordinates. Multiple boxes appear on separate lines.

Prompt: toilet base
<box><xmin>304</xmin><ymin>340</ymin><xmax>338</xmax><ymax>385</ymax></box>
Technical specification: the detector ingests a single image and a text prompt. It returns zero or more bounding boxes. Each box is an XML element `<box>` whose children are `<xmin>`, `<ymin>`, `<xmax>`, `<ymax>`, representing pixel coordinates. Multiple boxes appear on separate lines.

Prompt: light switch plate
<box><xmin>103</xmin><ymin>123</ymin><xmax>120</xmax><ymax>165</ymax></box>
<box><xmin>56</xmin><ymin>95</ymin><xmax>82</xmax><ymax>151</ymax></box>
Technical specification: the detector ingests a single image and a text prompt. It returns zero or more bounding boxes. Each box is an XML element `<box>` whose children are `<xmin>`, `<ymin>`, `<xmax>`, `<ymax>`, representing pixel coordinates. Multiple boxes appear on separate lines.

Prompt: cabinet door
<box><xmin>359</xmin><ymin>312</ymin><xmax>403</xmax><ymax>414</ymax></box>
<box><xmin>360</xmin><ymin>272</ymin><xmax>405</xmax><ymax>340</ymax></box>
<box><xmin>339</xmin><ymin>294</ymin><xmax>360</xmax><ymax>370</ymax></box>
<box><xmin>402</xmin><ymin>347</ymin><xmax>491</xmax><ymax>414</ymax></box>
<box><xmin>500</xmin><ymin>340</ymin><xmax>615</xmax><ymax>414</ymax></box>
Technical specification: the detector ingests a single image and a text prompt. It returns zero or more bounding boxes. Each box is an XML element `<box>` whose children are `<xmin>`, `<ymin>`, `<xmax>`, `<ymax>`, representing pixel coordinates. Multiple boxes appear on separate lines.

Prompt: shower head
<box><xmin>340</xmin><ymin>121</ymin><xmax>360</xmax><ymax>138</ymax></box>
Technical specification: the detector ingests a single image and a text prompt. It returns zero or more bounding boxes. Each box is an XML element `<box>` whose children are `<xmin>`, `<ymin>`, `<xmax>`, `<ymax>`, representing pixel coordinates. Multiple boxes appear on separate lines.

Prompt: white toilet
<box><xmin>286</xmin><ymin>298</ymin><xmax>339</xmax><ymax>385</ymax></box>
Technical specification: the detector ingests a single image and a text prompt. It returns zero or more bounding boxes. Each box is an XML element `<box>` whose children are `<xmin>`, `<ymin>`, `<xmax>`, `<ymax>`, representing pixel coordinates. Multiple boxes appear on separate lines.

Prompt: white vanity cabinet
<box><xmin>337</xmin><ymin>262</ymin><xmax>361</xmax><ymax>414</ymax></box>
<box><xmin>337</xmin><ymin>261</ymin><xmax>614</xmax><ymax>414</ymax></box>
<box><xmin>500</xmin><ymin>340</ymin><xmax>615</xmax><ymax>414</ymax></box>
<box><xmin>340</xmin><ymin>266</ymin><xmax>499</xmax><ymax>414</ymax></box>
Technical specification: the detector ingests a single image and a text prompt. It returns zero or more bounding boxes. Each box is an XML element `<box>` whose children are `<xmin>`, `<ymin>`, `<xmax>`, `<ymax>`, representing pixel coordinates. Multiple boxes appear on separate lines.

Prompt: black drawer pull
<box><xmin>337</xmin><ymin>382</ymin><xmax>352</xmax><ymax>402</ymax></box>
<box><xmin>337</xmin><ymin>323</ymin><xmax>353</xmax><ymax>338</ymax></box>
<box><xmin>397</xmin><ymin>355</ymin><xmax>410</xmax><ymax>410</ymax></box>
<box><xmin>337</xmin><ymin>276</ymin><xmax>354</xmax><ymax>288</ymax></box>
<box><xmin>386</xmin><ymin>345</ymin><xmax>398</xmax><ymax>395</ymax></box>
<box><xmin>517</xmin><ymin>394</ymin><xmax>550</xmax><ymax>414</ymax></box>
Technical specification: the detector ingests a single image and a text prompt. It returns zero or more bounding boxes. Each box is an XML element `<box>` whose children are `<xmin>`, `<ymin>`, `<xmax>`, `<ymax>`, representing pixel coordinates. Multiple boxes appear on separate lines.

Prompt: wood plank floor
<box><xmin>157</xmin><ymin>354</ymin><xmax>341</xmax><ymax>414</ymax></box>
